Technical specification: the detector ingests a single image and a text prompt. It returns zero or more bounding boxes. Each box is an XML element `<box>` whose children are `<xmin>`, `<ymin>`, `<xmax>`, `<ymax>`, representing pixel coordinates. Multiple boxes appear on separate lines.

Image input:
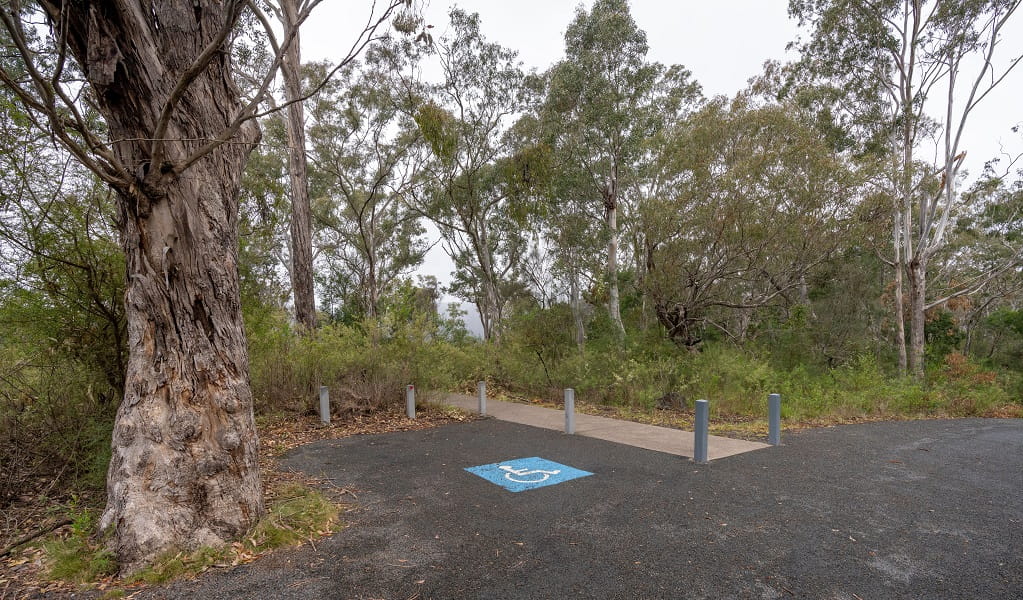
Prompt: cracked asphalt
<box><xmin>143</xmin><ymin>417</ymin><xmax>1023</xmax><ymax>599</ymax></box>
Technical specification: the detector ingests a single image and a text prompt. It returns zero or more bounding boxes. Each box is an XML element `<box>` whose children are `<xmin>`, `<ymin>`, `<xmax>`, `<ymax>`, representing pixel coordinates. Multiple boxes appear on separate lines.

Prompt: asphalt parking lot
<box><xmin>145</xmin><ymin>417</ymin><xmax>1023</xmax><ymax>599</ymax></box>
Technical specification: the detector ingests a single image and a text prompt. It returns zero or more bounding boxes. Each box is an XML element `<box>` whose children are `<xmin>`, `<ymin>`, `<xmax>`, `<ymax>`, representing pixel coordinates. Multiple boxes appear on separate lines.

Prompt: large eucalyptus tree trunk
<box><xmin>473</xmin><ymin>222</ymin><xmax>503</xmax><ymax>342</ymax></box>
<box><xmin>42</xmin><ymin>1</ymin><xmax>264</xmax><ymax>573</ymax></box>
<box><xmin>605</xmin><ymin>198</ymin><xmax>626</xmax><ymax>339</ymax></box>
<box><xmin>281</xmin><ymin>0</ymin><xmax>317</xmax><ymax>329</ymax></box>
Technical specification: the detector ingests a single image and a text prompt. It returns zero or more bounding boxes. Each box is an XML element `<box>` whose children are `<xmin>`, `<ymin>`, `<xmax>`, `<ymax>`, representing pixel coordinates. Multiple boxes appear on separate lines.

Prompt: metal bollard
<box><xmin>478</xmin><ymin>381</ymin><xmax>487</xmax><ymax>415</ymax></box>
<box><xmin>406</xmin><ymin>385</ymin><xmax>416</xmax><ymax>419</ymax></box>
<box><xmin>694</xmin><ymin>399</ymin><xmax>709</xmax><ymax>464</ymax></box>
<box><xmin>565</xmin><ymin>388</ymin><xmax>575</xmax><ymax>434</ymax></box>
<box><xmin>768</xmin><ymin>393</ymin><xmax>781</xmax><ymax>446</ymax></box>
<box><xmin>319</xmin><ymin>386</ymin><xmax>330</xmax><ymax>424</ymax></box>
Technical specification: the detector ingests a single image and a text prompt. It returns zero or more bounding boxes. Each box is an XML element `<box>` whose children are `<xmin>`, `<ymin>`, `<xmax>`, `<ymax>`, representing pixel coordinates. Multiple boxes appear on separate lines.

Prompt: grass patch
<box><xmin>126</xmin><ymin>484</ymin><xmax>341</xmax><ymax>585</ymax></box>
<box><xmin>246</xmin><ymin>483</ymin><xmax>341</xmax><ymax>552</ymax></box>
<box><xmin>492</xmin><ymin>342</ymin><xmax>1023</xmax><ymax>426</ymax></box>
<box><xmin>126</xmin><ymin>545</ymin><xmax>231</xmax><ymax>585</ymax></box>
<box><xmin>42</xmin><ymin>511</ymin><xmax>116</xmax><ymax>584</ymax></box>
<box><xmin>38</xmin><ymin>483</ymin><xmax>342</xmax><ymax>590</ymax></box>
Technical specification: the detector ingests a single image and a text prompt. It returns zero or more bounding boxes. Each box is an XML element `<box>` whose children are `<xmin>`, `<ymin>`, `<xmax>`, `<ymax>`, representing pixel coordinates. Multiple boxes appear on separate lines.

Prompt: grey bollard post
<box><xmin>564</xmin><ymin>388</ymin><xmax>575</xmax><ymax>434</ymax></box>
<box><xmin>406</xmin><ymin>385</ymin><xmax>416</xmax><ymax>419</ymax></box>
<box><xmin>478</xmin><ymin>381</ymin><xmax>487</xmax><ymax>415</ymax></box>
<box><xmin>694</xmin><ymin>399</ymin><xmax>709</xmax><ymax>464</ymax></box>
<box><xmin>768</xmin><ymin>393</ymin><xmax>781</xmax><ymax>446</ymax></box>
<box><xmin>319</xmin><ymin>386</ymin><xmax>330</xmax><ymax>424</ymax></box>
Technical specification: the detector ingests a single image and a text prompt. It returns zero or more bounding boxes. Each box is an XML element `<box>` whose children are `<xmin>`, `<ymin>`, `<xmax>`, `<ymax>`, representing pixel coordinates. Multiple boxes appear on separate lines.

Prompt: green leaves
<box><xmin>642</xmin><ymin>97</ymin><xmax>862</xmax><ymax>346</ymax></box>
<box><xmin>414</xmin><ymin>102</ymin><xmax>459</xmax><ymax>164</ymax></box>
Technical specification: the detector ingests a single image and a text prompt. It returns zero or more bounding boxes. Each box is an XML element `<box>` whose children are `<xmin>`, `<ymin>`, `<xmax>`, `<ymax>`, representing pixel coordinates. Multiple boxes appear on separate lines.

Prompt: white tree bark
<box><xmin>281</xmin><ymin>0</ymin><xmax>317</xmax><ymax>328</ymax></box>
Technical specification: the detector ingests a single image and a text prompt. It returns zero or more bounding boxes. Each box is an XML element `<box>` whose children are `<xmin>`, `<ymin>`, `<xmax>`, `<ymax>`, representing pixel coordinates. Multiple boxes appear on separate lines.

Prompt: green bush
<box><xmin>0</xmin><ymin>347</ymin><xmax>116</xmax><ymax>505</ymax></box>
<box><xmin>246</xmin><ymin>307</ymin><xmax>481</xmax><ymax>414</ymax></box>
<box><xmin>482</xmin><ymin>308</ymin><xmax>1021</xmax><ymax>422</ymax></box>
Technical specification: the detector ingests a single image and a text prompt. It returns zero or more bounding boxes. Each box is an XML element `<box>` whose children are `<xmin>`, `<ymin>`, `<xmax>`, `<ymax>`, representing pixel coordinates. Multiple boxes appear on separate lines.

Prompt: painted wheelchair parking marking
<box><xmin>465</xmin><ymin>457</ymin><xmax>593</xmax><ymax>492</ymax></box>
<box><xmin>498</xmin><ymin>464</ymin><xmax>560</xmax><ymax>483</ymax></box>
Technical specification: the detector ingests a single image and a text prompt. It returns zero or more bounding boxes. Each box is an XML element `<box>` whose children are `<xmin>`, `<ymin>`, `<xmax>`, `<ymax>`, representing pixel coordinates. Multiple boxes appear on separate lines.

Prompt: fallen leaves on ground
<box><xmin>0</xmin><ymin>402</ymin><xmax>477</xmax><ymax>598</ymax></box>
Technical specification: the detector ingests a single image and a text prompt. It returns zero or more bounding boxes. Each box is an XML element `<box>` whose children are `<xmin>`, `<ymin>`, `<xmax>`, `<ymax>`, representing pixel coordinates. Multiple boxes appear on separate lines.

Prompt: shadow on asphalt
<box><xmin>145</xmin><ymin>418</ymin><xmax>1023</xmax><ymax>599</ymax></box>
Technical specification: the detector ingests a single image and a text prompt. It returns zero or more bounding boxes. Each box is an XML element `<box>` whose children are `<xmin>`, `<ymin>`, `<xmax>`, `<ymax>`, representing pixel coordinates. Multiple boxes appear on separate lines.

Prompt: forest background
<box><xmin>1</xmin><ymin>0</ymin><xmax>1022</xmax><ymax>574</ymax></box>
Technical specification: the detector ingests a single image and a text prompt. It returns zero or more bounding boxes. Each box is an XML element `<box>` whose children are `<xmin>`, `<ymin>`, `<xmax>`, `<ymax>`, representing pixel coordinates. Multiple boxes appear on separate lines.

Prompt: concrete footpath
<box><xmin>440</xmin><ymin>393</ymin><xmax>768</xmax><ymax>460</ymax></box>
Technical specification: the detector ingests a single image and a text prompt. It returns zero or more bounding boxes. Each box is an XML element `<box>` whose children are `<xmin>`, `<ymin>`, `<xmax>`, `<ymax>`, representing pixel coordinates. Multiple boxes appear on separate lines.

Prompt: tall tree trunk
<box><xmin>570</xmin><ymin>267</ymin><xmax>585</xmax><ymax>353</ymax></box>
<box><xmin>478</xmin><ymin>297</ymin><xmax>493</xmax><ymax>341</ymax></box>
<box><xmin>895</xmin><ymin>264</ymin><xmax>909</xmax><ymax>375</ymax></box>
<box><xmin>897</xmin><ymin>3</ymin><xmax>918</xmax><ymax>377</ymax></box>
<box><xmin>482</xmin><ymin>275</ymin><xmax>502</xmax><ymax>343</ymax></box>
<box><xmin>39</xmin><ymin>1</ymin><xmax>265</xmax><ymax>573</ymax></box>
<box><xmin>894</xmin><ymin>208</ymin><xmax>908</xmax><ymax>376</ymax></box>
<box><xmin>908</xmin><ymin>257</ymin><xmax>927</xmax><ymax>378</ymax></box>
<box><xmin>102</xmin><ymin>161</ymin><xmax>263</xmax><ymax>573</ymax></box>
<box><xmin>606</xmin><ymin>201</ymin><xmax>625</xmax><ymax>339</ymax></box>
<box><xmin>633</xmin><ymin>231</ymin><xmax>649</xmax><ymax>332</ymax></box>
<box><xmin>365</xmin><ymin>217</ymin><xmax>379</xmax><ymax>319</ymax></box>
<box><xmin>282</xmin><ymin>0</ymin><xmax>316</xmax><ymax>329</ymax></box>
<box><xmin>366</xmin><ymin>250</ymin><xmax>379</xmax><ymax>319</ymax></box>
<box><xmin>476</xmin><ymin>225</ymin><xmax>503</xmax><ymax>342</ymax></box>
<box><xmin>736</xmin><ymin>299</ymin><xmax>753</xmax><ymax>342</ymax></box>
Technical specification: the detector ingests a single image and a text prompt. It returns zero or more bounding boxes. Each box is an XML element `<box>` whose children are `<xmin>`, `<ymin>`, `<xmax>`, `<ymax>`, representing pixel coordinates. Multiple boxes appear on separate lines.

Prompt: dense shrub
<box><xmin>482</xmin><ymin>316</ymin><xmax>1022</xmax><ymax>421</ymax></box>
<box><xmin>0</xmin><ymin>345</ymin><xmax>116</xmax><ymax>505</ymax></box>
<box><xmin>246</xmin><ymin>306</ymin><xmax>480</xmax><ymax>415</ymax></box>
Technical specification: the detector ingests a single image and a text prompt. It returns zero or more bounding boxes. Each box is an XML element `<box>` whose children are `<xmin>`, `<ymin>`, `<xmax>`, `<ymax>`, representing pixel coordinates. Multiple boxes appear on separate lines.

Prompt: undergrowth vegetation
<box><xmin>245</xmin><ymin>304</ymin><xmax>480</xmax><ymax>415</ymax></box>
<box><xmin>484</xmin><ymin>324</ymin><xmax>1022</xmax><ymax>421</ymax></box>
<box><xmin>42</xmin><ymin>511</ymin><xmax>116</xmax><ymax>584</ymax></box>
<box><xmin>5</xmin><ymin>297</ymin><xmax>1018</xmax><ymax>518</ymax></box>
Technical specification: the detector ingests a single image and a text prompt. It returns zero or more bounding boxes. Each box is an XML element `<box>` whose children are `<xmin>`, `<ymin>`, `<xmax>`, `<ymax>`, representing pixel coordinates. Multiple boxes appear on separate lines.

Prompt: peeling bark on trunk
<box><xmin>474</xmin><ymin>223</ymin><xmax>503</xmax><ymax>343</ymax></box>
<box><xmin>908</xmin><ymin>258</ymin><xmax>927</xmax><ymax>379</ymax></box>
<box><xmin>893</xmin><ymin>209</ymin><xmax>908</xmax><ymax>376</ymax></box>
<box><xmin>102</xmin><ymin>158</ymin><xmax>263</xmax><ymax>572</ymax></box>
<box><xmin>40</xmin><ymin>1</ymin><xmax>264</xmax><ymax>573</ymax></box>
<box><xmin>605</xmin><ymin>201</ymin><xmax>625</xmax><ymax>339</ymax></box>
<box><xmin>282</xmin><ymin>0</ymin><xmax>317</xmax><ymax>329</ymax></box>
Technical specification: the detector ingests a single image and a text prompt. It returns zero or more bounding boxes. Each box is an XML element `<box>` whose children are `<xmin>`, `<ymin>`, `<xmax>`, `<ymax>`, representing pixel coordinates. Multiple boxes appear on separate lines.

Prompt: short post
<box><xmin>477</xmin><ymin>381</ymin><xmax>487</xmax><ymax>415</ymax></box>
<box><xmin>406</xmin><ymin>384</ymin><xmax>416</xmax><ymax>419</ymax></box>
<box><xmin>564</xmin><ymin>388</ymin><xmax>575</xmax><ymax>434</ymax></box>
<box><xmin>318</xmin><ymin>386</ymin><xmax>330</xmax><ymax>424</ymax></box>
<box><xmin>694</xmin><ymin>399</ymin><xmax>709</xmax><ymax>464</ymax></box>
<box><xmin>768</xmin><ymin>393</ymin><xmax>781</xmax><ymax>446</ymax></box>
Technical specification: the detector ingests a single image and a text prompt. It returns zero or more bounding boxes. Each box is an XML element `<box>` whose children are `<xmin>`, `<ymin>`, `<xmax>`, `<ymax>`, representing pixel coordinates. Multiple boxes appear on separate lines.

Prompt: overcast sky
<box><xmin>304</xmin><ymin>2</ymin><xmax>802</xmax><ymax>104</ymax></box>
<box><xmin>300</xmin><ymin>1</ymin><xmax>1023</xmax><ymax>318</ymax></box>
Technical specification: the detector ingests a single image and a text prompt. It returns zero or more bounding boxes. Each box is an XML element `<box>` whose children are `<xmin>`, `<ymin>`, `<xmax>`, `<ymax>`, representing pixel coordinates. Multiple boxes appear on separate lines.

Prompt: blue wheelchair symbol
<box><xmin>465</xmin><ymin>457</ymin><xmax>593</xmax><ymax>492</ymax></box>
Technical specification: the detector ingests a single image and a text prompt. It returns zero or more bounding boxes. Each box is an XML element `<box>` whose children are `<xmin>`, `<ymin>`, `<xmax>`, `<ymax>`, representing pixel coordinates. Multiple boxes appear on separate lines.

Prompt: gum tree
<box><xmin>790</xmin><ymin>0</ymin><xmax>1022</xmax><ymax>377</ymax></box>
<box><xmin>643</xmin><ymin>98</ymin><xmax>858</xmax><ymax>347</ymax></box>
<box><xmin>0</xmin><ymin>0</ymin><xmax>409</xmax><ymax>572</ymax></box>
<box><xmin>412</xmin><ymin>9</ymin><xmax>527</xmax><ymax>341</ymax></box>
<box><xmin>308</xmin><ymin>46</ymin><xmax>429</xmax><ymax>320</ymax></box>
<box><xmin>542</xmin><ymin>0</ymin><xmax>660</xmax><ymax>340</ymax></box>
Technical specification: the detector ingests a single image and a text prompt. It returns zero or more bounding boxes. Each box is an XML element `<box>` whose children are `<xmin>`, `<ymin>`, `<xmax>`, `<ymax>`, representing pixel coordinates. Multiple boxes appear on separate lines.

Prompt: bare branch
<box><xmin>177</xmin><ymin>0</ymin><xmax>404</xmax><ymax>173</ymax></box>
<box><xmin>925</xmin><ymin>258</ymin><xmax>1022</xmax><ymax>310</ymax></box>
